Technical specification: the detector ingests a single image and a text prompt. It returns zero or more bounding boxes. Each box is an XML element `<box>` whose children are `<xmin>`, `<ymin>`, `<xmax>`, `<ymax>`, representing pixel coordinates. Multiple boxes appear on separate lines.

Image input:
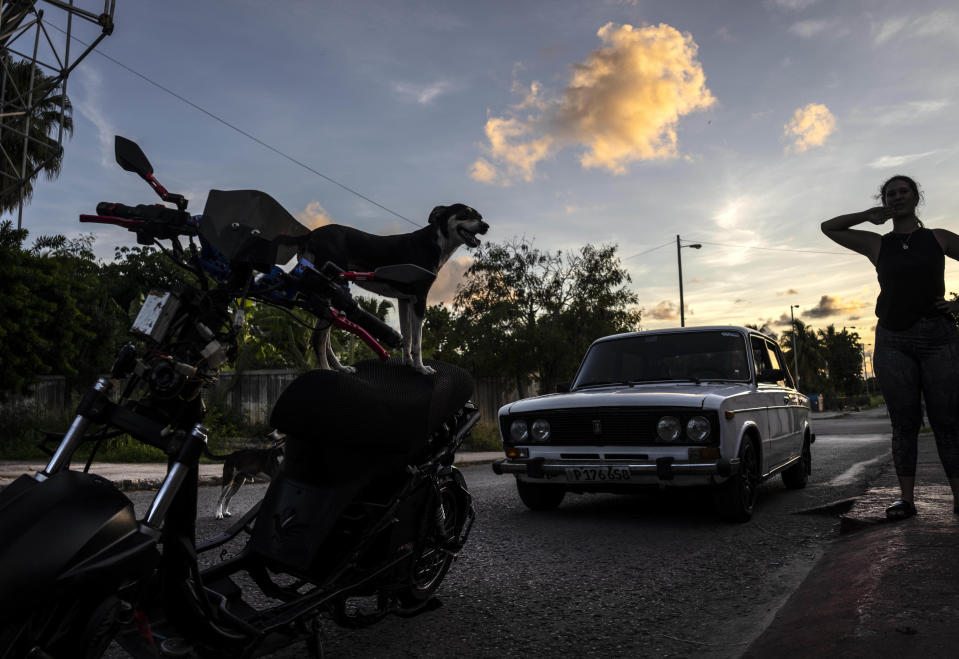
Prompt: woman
<box><xmin>822</xmin><ymin>175</ymin><xmax>959</xmax><ymax>519</ymax></box>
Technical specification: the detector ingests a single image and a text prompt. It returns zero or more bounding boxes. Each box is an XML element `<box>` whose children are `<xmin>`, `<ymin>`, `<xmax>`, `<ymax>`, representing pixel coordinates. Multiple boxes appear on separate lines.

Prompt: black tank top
<box><xmin>875</xmin><ymin>227</ymin><xmax>945</xmax><ymax>330</ymax></box>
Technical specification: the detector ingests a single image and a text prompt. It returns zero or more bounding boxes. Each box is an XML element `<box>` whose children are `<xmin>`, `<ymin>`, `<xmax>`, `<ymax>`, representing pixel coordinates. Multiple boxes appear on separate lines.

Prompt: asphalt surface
<box><xmin>4</xmin><ymin>410</ymin><xmax>958</xmax><ymax>656</ymax></box>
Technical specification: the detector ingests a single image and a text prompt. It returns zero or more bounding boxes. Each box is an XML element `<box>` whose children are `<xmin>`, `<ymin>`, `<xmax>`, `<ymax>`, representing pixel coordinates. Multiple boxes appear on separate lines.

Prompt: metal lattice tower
<box><xmin>0</xmin><ymin>0</ymin><xmax>115</xmax><ymax>228</ymax></box>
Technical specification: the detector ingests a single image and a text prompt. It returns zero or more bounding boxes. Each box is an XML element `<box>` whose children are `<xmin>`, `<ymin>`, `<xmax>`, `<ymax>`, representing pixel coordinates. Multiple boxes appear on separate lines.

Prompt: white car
<box><xmin>491</xmin><ymin>326</ymin><xmax>814</xmax><ymax>522</ymax></box>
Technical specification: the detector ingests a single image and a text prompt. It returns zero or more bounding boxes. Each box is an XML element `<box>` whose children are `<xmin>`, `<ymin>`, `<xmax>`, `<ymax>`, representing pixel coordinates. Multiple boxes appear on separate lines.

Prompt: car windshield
<box><xmin>572</xmin><ymin>330</ymin><xmax>750</xmax><ymax>388</ymax></box>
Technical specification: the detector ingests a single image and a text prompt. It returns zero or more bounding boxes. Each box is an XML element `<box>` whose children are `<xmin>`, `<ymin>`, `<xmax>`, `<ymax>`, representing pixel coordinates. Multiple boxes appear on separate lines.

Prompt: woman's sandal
<box><xmin>886</xmin><ymin>500</ymin><xmax>917</xmax><ymax>519</ymax></box>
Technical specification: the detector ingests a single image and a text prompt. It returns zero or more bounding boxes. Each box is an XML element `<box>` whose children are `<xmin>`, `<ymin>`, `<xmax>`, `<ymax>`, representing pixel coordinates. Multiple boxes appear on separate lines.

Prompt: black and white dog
<box><xmin>303</xmin><ymin>203</ymin><xmax>488</xmax><ymax>374</ymax></box>
<box><xmin>212</xmin><ymin>433</ymin><xmax>285</xmax><ymax>519</ymax></box>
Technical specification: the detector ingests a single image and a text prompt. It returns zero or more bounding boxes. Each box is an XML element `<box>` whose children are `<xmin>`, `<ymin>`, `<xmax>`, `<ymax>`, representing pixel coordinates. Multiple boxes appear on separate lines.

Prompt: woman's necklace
<box><xmin>897</xmin><ymin>225</ymin><xmax>920</xmax><ymax>250</ymax></box>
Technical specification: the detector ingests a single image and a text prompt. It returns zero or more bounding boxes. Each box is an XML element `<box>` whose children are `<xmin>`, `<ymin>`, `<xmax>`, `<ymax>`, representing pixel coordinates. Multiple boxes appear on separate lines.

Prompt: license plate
<box><xmin>565</xmin><ymin>466</ymin><xmax>632</xmax><ymax>482</ymax></box>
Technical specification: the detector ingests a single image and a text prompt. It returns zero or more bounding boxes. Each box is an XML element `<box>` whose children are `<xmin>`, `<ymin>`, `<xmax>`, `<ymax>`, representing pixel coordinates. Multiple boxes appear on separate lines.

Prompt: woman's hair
<box><xmin>876</xmin><ymin>174</ymin><xmax>924</xmax><ymax>211</ymax></box>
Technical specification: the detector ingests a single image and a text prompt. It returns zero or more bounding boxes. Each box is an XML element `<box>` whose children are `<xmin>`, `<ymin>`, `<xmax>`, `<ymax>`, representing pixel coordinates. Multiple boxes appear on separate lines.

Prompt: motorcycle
<box><xmin>0</xmin><ymin>137</ymin><xmax>479</xmax><ymax>658</ymax></box>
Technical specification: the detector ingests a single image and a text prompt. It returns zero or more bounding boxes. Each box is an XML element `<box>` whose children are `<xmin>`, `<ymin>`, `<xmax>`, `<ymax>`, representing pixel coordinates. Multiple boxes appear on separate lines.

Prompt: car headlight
<box><xmin>686</xmin><ymin>416</ymin><xmax>711</xmax><ymax>442</ymax></box>
<box><xmin>531</xmin><ymin>419</ymin><xmax>551</xmax><ymax>442</ymax></box>
<box><xmin>510</xmin><ymin>419</ymin><xmax>529</xmax><ymax>442</ymax></box>
<box><xmin>656</xmin><ymin>416</ymin><xmax>681</xmax><ymax>442</ymax></box>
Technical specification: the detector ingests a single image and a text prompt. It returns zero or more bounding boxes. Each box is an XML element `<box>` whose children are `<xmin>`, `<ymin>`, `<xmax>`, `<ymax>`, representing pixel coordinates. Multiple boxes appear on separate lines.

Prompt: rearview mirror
<box><xmin>373</xmin><ymin>264</ymin><xmax>436</xmax><ymax>286</ymax></box>
<box><xmin>115</xmin><ymin>136</ymin><xmax>153</xmax><ymax>176</ymax></box>
<box><xmin>757</xmin><ymin>368</ymin><xmax>785</xmax><ymax>384</ymax></box>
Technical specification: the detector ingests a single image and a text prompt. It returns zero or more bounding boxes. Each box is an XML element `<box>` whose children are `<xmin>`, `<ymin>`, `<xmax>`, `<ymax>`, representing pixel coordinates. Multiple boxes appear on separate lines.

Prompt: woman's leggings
<box><xmin>874</xmin><ymin>316</ymin><xmax>959</xmax><ymax>479</ymax></box>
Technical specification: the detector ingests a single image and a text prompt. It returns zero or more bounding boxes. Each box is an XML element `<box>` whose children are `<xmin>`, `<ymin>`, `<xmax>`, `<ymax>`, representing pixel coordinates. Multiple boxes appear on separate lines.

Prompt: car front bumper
<box><xmin>491</xmin><ymin>455</ymin><xmax>741</xmax><ymax>484</ymax></box>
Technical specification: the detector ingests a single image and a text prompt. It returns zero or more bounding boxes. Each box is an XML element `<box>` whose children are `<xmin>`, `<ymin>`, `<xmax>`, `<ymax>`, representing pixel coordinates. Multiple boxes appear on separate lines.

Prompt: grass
<box><xmin>461</xmin><ymin>421</ymin><xmax>502</xmax><ymax>452</ymax></box>
<box><xmin>0</xmin><ymin>401</ymin><xmax>268</xmax><ymax>463</ymax></box>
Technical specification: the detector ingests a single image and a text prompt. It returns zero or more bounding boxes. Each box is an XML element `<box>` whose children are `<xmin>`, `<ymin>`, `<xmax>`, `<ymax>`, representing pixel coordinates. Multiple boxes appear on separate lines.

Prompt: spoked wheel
<box><xmin>714</xmin><ymin>437</ymin><xmax>760</xmax><ymax>523</ymax></box>
<box><xmin>395</xmin><ymin>472</ymin><xmax>467</xmax><ymax>607</ymax></box>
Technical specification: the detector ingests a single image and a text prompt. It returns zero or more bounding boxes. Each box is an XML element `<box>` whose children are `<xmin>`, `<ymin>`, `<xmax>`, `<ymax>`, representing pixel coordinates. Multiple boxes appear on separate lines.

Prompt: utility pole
<box><xmin>790</xmin><ymin>304</ymin><xmax>800</xmax><ymax>384</ymax></box>
<box><xmin>676</xmin><ymin>235</ymin><xmax>702</xmax><ymax>328</ymax></box>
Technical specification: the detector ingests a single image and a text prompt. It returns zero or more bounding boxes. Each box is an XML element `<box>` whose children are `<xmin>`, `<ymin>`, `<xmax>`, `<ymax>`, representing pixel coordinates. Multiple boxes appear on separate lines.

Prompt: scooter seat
<box><xmin>269</xmin><ymin>358</ymin><xmax>474</xmax><ymax>455</ymax></box>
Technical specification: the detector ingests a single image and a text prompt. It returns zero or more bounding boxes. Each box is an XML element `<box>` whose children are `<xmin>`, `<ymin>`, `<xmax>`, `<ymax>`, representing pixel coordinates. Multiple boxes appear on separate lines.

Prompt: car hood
<box><xmin>500</xmin><ymin>382</ymin><xmax>753</xmax><ymax>415</ymax></box>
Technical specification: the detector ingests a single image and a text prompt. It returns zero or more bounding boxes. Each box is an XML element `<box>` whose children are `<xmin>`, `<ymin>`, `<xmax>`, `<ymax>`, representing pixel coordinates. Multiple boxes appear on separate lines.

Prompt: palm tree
<box><xmin>780</xmin><ymin>319</ymin><xmax>827</xmax><ymax>391</ymax></box>
<box><xmin>0</xmin><ymin>54</ymin><xmax>73</xmax><ymax>215</ymax></box>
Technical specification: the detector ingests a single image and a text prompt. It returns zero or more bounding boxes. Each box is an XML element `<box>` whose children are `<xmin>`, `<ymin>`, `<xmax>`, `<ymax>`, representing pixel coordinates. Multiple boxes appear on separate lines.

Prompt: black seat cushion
<box><xmin>270</xmin><ymin>358</ymin><xmax>474</xmax><ymax>455</ymax></box>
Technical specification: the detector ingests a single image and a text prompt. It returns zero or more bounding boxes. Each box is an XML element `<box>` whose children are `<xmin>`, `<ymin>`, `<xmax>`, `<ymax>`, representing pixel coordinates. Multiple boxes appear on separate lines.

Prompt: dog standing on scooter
<box><xmin>302</xmin><ymin>203</ymin><xmax>488</xmax><ymax>374</ymax></box>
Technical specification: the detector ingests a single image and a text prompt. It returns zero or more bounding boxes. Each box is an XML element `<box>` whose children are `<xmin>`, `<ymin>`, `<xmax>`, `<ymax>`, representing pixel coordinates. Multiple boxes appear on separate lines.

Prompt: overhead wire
<box><xmin>46</xmin><ymin>22</ymin><xmax>422</xmax><ymax>228</ymax></box>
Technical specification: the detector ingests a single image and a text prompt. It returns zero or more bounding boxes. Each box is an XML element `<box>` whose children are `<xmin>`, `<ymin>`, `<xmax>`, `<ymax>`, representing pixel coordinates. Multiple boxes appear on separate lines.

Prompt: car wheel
<box><xmin>714</xmin><ymin>436</ymin><xmax>760</xmax><ymax>523</ymax></box>
<box><xmin>782</xmin><ymin>434</ymin><xmax>811</xmax><ymax>490</ymax></box>
<box><xmin>516</xmin><ymin>479</ymin><xmax>566</xmax><ymax>511</ymax></box>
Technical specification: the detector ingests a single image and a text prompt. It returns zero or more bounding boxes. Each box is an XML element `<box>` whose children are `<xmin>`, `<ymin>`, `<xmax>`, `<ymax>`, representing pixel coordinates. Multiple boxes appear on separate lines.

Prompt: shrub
<box><xmin>461</xmin><ymin>421</ymin><xmax>502</xmax><ymax>452</ymax></box>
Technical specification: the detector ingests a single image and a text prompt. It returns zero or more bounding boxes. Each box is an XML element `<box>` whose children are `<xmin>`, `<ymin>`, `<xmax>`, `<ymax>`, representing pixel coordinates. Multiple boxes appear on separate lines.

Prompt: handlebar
<box><xmin>81</xmin><ymin>202</ymin><xmax>195</xmax><ymax>240</ymax></box>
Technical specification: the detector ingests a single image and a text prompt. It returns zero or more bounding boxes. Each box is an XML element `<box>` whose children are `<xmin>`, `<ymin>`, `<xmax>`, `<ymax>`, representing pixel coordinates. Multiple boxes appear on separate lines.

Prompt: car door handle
<box><xmin>783</xmin><ymin>395</ymin><xmax>791</xmax><ymax>405</ymax></box>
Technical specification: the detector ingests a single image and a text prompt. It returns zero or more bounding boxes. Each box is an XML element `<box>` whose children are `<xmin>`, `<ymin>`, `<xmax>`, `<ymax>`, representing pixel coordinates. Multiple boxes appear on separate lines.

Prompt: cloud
<box><xmin>777</xmin><ymin>288</ymin><xmax>800</xmax><ymax>296</ymax></box>
<box><xmin>784</xmin><ymin>103</ymin><xmax>836</xmax><ymax>152</ymax></box>
<box><xmin>647</xmin><ymin>300</ymin><xmax>679</xmax><ymax>320</ymax></box>
<box><xmin>801</xmin><ymin>294</ymin><xmax>867</xmax><ymax>318</ymax></box>
<box><xmin>427</xmin><ymin>256</ymin><xmax>471</xmax><ymax>305</ymax></box>
<box><xmin>867</xmin><ymin>150</ymin><xmax>943</xmax><ymax>170</ymax></box>
<box><xmin>869</xmin><ymin>100</ymin><xmax>950</xmax><ymax>127</ymax></box>
<box><xmin>768</xmin><ymin>0</ymin><xmax>821</xmax><ymax>10</ymax></box>
<box><xmin>471</xmin><ymin>22</ymin><xmax>715</xmax><ymax>184</ymax></box>
<box><xmin>392</xmin><ymin>80</ymin><xmax>452</xmax><ymax>105</ymax></box>
<box><xmin>296</xmin><ymin>201</ymin><xmax>333</xmax><ymax>229</ymax></box>
<box><xmin>788</xmin><ymin>20</ymin><xmax>833</xmax><ymax>38</ymax></box>
<box><xmin>873</xmin><ymin>11</ymin><xmax>959</xmax><ymax>45</ymax></box>
<box><xmin>74</xmin><ymin>68</ymin><xmax>116</xmax><ymax>168</ymax></box>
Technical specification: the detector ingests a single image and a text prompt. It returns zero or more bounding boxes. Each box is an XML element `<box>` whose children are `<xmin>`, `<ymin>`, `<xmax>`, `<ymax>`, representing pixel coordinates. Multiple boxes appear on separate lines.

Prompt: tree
<box><xmin>0</xmin><ymin>222</ymin><xmax>124</xmax><ymax>395</ymax></box>
<box><xmin>452</xmin><ymin>238</ymin><xmax>642</xmax><ymax>394</ymax></box>
<box><xmin>779</xmin><ymin>319</ymin><xmax>827</xmax><ymax>392</ymax></box>
<box><xmin>0</xmin><ymin>55</ymin><xmax>73</xmax><ymax>214</ymax></box>
<box><xmin>817</xmin><ymin>325</ymin><xmax>864</xmax><ymax>396</ymax></box>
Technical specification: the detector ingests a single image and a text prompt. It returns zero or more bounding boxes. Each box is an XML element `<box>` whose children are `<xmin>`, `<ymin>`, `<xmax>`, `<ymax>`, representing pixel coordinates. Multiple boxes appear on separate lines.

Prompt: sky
<box><xmin>10</xmin><ymin>0</ymin><xmax>959</xmax><ymax>374</ymax></box>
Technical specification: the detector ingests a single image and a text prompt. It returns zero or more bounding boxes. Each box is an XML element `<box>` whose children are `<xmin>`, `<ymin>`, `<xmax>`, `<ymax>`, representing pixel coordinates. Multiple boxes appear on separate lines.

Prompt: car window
<box><xmin>573</xmin><ymin>331</ymin><xmax>750</xmax><ymax>387</ymax></box>
<box><xmin>751</xmin><ymin>336</ymin><xmax>772</xmax><ymax>374</ymax></box>
<box><xmin>751</xmin><ymin>336</ymin><xmax>792</xmax><ymax>387</ymax></box>
<box><xmin>768</xmin><ymin>340</ymin><xmax>795</xmax><ymax>388</ymax></box>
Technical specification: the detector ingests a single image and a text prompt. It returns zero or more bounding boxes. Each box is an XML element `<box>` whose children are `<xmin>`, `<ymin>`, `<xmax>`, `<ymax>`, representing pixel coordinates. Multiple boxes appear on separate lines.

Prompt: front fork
<box><xmin>33</xmin><ymin>376</ymin><xmax>208</xmax><ymax>533</ymax></box>
<box><xmin>36</xmin><ymin>378</ymin><xmax>114</xmax><ymax>482</ymax></box>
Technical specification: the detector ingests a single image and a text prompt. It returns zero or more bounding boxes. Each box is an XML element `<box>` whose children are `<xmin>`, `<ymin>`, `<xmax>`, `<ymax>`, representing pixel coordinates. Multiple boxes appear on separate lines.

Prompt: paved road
<box><xmin>108</xmin><ymin>409</ymin><xmax>895</xmax><ymax>658</ymax></box>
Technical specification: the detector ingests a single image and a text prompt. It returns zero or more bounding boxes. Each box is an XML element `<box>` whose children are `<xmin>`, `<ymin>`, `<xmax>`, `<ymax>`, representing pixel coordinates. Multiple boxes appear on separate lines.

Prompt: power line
<box><xmin>623</xmin><ymin>240</ymin><xmax>673</xmax><ymax>261</ymax></box>
<box><xmin>46</xmin><ymin>22</ymin><xmax>421</xmax><ymax>228</ymax></box>
<box><xmin>684</xmin><ymin>239</ymin><xmax>851</xmax><ymax>256</ymax></box>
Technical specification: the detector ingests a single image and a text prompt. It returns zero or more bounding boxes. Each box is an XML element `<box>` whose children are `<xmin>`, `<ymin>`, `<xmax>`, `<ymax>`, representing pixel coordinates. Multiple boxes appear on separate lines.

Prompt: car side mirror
<box><xmin>757</xmin><ymin>368</ymin><xmax>785</xmax><ymax>384</ymax></box>
<box><xmin>555</xmin><ymin>382</ymin><xmax>571</xmax><ymax>393</ymax></box>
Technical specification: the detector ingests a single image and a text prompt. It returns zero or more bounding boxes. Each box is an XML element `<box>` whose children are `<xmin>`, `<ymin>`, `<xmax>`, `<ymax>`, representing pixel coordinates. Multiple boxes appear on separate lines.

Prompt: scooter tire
<box><xmin>395</xmin><ymin>471</ymin><xmax>467</xmax><ymax>607</ymax></box>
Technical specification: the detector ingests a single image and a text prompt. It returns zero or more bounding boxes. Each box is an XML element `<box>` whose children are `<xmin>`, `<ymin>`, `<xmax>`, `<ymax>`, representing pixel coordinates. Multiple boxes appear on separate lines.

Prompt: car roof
<box><xmin>590</xmin><ymin>325</ymin><xmax>774</xmax><ymax>346</ymax></box>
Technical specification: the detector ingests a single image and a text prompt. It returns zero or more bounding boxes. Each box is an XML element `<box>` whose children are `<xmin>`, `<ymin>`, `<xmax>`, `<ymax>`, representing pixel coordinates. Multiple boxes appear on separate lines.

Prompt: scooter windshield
<box><xmin>199</xmin><ymin>189</ymin><xmax>310</xmax><ymax>267</ymax></box>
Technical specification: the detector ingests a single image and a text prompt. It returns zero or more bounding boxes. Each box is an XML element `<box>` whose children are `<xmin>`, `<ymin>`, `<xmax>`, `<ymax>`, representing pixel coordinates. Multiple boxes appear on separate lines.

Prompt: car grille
<box><xmin>502</xmin><ymin>407</ymin><xmax>719</xmax><ymax>446</ymax></box>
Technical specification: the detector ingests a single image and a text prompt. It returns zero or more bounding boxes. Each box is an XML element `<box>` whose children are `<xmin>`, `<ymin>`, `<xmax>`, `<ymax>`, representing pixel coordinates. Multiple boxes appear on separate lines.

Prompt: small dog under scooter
<box><xmin>211</xmin><ymin>432</ymin><xmax>285</xmax><ymax>519</ymax></box>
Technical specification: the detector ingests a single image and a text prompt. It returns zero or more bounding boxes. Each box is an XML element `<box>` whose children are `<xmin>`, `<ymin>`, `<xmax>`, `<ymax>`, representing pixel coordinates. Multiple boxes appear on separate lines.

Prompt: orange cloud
<box><xmin>427</xmin><ymin>255</ymin><xmax>472</xmax><ymax>306</ymax></box>
<box><xmin>296</xmin><ymin>201</ymin><xmax>333</xmax><ymax>229</ymax></box>
<box><xmin>647</xmin><ymin>300</ymin><xmax>680</xmax><ymax>320</ymax></box>
<box><xmin>471</xmin><ymin>22</ymin><xmax>715</xmax><ymax>184</ymax></box>
<box><xmin>784</xmin><ymin>103</ymin><xmax>836</xmax><ymax>152</ymax></box>
<box><xmin>801</xmin><ymin>294</ymin><xmax>867</xmax><ymax>318</ymax></box>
